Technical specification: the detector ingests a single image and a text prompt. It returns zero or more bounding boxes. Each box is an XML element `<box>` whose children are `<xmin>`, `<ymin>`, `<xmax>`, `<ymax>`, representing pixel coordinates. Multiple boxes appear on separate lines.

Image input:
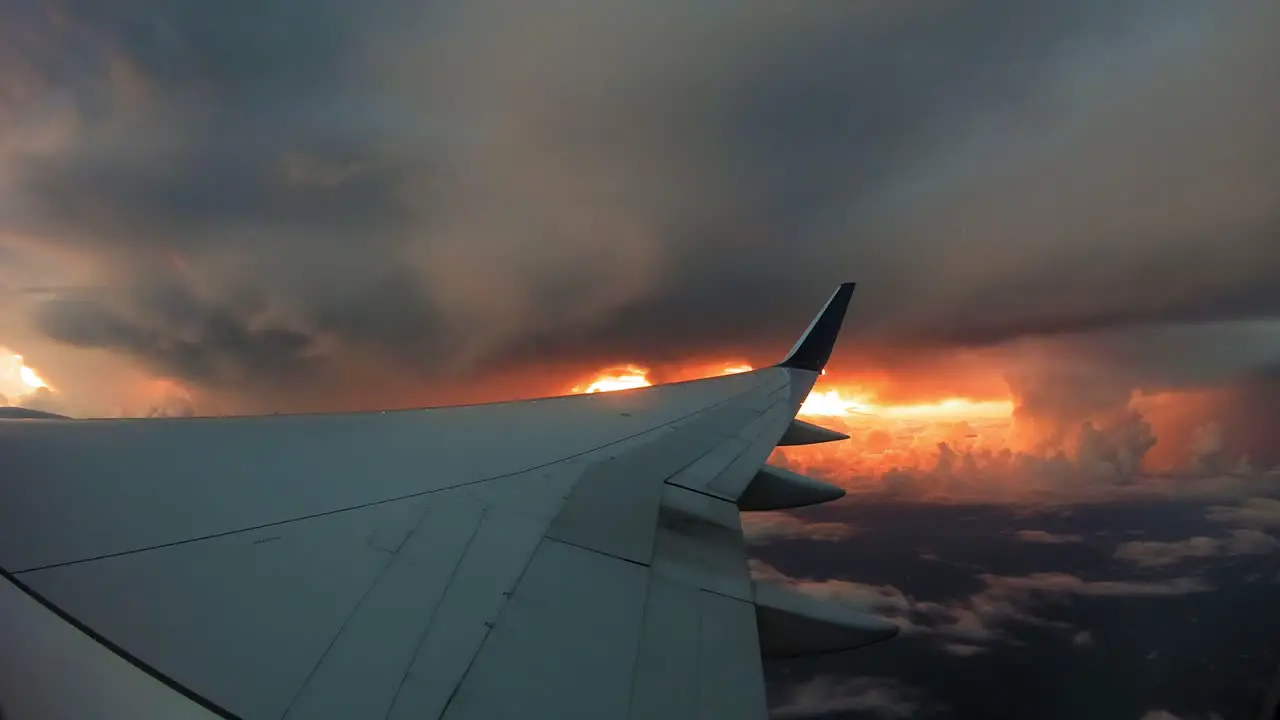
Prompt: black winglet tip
<box><xmin>776</xmin><ymin>282</ymin><xmax>857</xmax><ymax>372</ymax></box>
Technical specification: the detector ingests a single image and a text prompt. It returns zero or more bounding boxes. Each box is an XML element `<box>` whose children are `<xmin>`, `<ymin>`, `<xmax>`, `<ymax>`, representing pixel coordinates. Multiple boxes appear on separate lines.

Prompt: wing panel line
<box><xmin>11</xmin><ymin>373</ymin><xmax>786</xmax><ymax>576</ymax></box>
<box><xmin>381</xmin><ymin>508</ymin><xmax>488</xmax><ymax>718</ymax></box>
<box><xmin>279</xmin><ymin>499</ymin><xmax>449</xmax><ymax>719</ymax></box>
<box><xmin>0</xmin><ymin>568</ymin><xmax>242</xmax><ymax>720</ymax></box>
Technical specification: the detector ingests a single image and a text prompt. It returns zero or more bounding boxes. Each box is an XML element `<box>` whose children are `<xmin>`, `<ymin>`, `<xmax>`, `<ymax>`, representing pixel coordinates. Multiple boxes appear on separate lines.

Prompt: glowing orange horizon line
<box><xmin>566</xmin><ymin>362</ymin><xmax>1016</xmax><ymax>420</ymax></box>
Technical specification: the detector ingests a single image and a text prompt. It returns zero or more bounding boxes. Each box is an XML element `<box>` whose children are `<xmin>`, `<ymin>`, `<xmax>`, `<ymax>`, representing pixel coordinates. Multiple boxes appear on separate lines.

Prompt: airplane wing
<box><xmin>0</xmin><ymin>282</ymin><xmax>896</xmax><ymax>720</ymax></box>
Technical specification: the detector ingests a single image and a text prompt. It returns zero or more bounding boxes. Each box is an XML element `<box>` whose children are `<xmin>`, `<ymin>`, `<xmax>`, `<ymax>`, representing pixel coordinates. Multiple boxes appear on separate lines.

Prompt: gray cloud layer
<box><xmin>1</xmin><ymin>0</ymin><xmax>1278</xmax><ymax>413</ymax></box>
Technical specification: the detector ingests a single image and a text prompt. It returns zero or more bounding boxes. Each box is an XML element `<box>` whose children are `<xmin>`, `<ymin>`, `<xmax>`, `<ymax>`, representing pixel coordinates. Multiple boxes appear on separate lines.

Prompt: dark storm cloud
<box><xmin>1</xmin><ymin>0</ymin><xmax>1278</xmax><ymax>407</ymax></box>
<box><xmin>33</xmin><ymin>281</ymin><xmax>319</xmax><ymax>386</ymax></box>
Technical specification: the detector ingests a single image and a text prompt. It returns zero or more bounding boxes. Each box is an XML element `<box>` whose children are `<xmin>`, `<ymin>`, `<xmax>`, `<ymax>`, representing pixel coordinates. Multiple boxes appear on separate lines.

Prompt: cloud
<box><xmin>1114</xmin><ymin>530</ymin><xmax>1279</xmax><ymax>568</ymax></box>
<box><xmin>1138</xmin><ymin>712</ymin><xmax>1225</xmax><ymax>720</ymax></box>
<box><xmin>741</xmin><ymin>512</ymin><xmax>859</xmax><ymax>544</ymax></box>
<box><xmin>979</xmin><ymin>573</ymin><xmax>1211</xmax><ymax>598</ymax></box>
<box><xmin>1115</xmin><ymin>537</ymin><xmax>1220</xmax><ymax>567</ymax></box>
<box><xmin>751</xmin><ymin>560</ymin><xmax>1211</xmax><ymax>652</ymax></box>
<box><xmin>749</xmin><ymin>560</ymin><xmax>915</xmax><ymax>618</ymax></box>
<box><xmin>33</xmin><ymin>284</ymin><xmax>321</xmax><ymax>390</ymax></box>
<box><xmin>940</xmin><ymin>643</ymin><xmax>986</xmax><ymax>658</ymax></box>
<box><xmin>0</xmin><ymin>1</ymin><xmax>1277</xmax><ymax>421</ymax></box>
<box><xmin>1207</xmin><ymin>498</ymin><xmax>1280</xmax><ymax>529</ymax></box>
<box><xmin>15</xmin><ymin>385</ymin><xmax>62</xmax><ymax>414</ymax></box>
<box><xmin>1013</xmin><ymin>530</ymin><xmax>1084</xmax><ymax>544</ymax></box>
<box><xmin>776</xmin><ymin>421</ymin><xmax>1280</xmax><ymax>507</ymax></box>
<box><xmin>771</xmin><ymin>676</ymin><xmax>932</xmax><ymax>720</ymax></box>
<box><xmin>1072</xmin><ymin>630</ymin><xmax>1094</xmax><ymax>647</ymax></box>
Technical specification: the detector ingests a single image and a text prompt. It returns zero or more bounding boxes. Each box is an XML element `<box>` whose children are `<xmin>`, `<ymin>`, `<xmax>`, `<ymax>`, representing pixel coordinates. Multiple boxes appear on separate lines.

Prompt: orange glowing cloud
<box><xmin>568</xmin><ymin>361</ymin><xmax>1015</xmax><ymax>420</ymax></box>
<box><xmin>567</xmin><ymin>361</ymin><xmax>1021</xmax><ymax>483</ymax></box>
<box><xmin>571</xmin><ymin>365</ymin><xmax>653</xmax><ymax>394</ymax></box>
<box><xmin>560</xmin><ymin>358</ymin><xmax>1268</xmax><ymax>507</ymax></box>
<box><xmin>0</xmin><ymin>348</ymin><xmax>54</xmax><ymax>401</ymax></box>
<box><xmin>18</xmin><ymin>363</ymin><xmax>48</xmax><ymax>390</ymax></box>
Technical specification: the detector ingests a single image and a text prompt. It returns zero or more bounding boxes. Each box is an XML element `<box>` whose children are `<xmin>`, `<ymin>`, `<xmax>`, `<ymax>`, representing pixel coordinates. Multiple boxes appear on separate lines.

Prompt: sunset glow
<box><xmin>798</xmin><ymin>388</ymin><xmax>876</xmax><ymax>417</ymax></box>
<box><xmin>1</xmin><ymin>349</ymin><xmax>52</xmax><ymax>398</ymax></box>
<box><xmin>877</xmin><ymin>397</ymin><xmax>1015</xmax><ymax>420</ymax></box>
<box><xmin>572</xmin><ymin>365</ymin><xmax>653</xmax><ymax>394</ymax></box>
<box><xmin>568</xmin><ymin>361</ymin><xmax>1014</xmax><ymax>422</ymax></box>
<box><xmin>19</xmin><ymin>364</ymin><xmax>47</xmax><ymax>389</ymax></box>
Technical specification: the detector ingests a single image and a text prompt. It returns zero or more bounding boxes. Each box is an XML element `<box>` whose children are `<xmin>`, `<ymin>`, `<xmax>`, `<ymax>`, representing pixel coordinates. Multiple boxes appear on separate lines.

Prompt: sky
<box><xmin>0</xmin><ymin>0</ymin><xmax>1277</xmax><ymax>423</ymax></box>
<box><xmin>0</xmin><ymin>1</ymin><xmax>1279</xmax><ymax>716</ymax></box>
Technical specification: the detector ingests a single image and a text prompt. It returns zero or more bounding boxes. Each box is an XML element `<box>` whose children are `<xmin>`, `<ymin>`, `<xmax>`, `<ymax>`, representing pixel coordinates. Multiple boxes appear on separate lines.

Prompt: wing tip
<box><xmin>776</xmin><ymin>282</ymin><xmax>856</xmax><ymax>372</ymax></box>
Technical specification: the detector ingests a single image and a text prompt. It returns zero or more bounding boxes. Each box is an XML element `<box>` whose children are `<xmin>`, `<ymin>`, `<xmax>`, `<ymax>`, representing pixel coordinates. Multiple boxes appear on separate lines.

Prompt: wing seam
<box><xmin>381</xmin><ymin>507</ymin><xmax>489</xmax><ymax>719</ymax></box>
<box><xmin>541</xmin><ymin>536</ymin><xmax>651</xmax><ymax>568</ymax></box>
<box><xmin>0</xmin><ymin>568</ymin><xmax>243</xmax><ymax>720</ymax></box>
<box><xmin>280</xmin><ymin>503</ymin><xmax>435</xmax><ymax>719</ymax></box>
<box><xmin>434</xmin><ymin>531</ymin><xmax>558</xmax><ymax>718</ymax></box>
<box><xmin>11</xmin><ymin>375</ymin><xmax>781</xmax><ymax>576</ymax></box>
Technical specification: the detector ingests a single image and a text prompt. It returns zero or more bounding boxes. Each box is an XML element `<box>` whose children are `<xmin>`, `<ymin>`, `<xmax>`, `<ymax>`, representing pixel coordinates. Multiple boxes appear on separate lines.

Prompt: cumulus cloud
<box><xmin>749</xmin><ymin>561</ymin><xmax>915</xmax><ymax>619</ymax></box>
<box><xmin>1013</xmin><ymin>530</ymin><xmax>1084</xmax><ymax>544</ymax></box>
<box><xmin>771</xmin><ymin>676</ymin><xmax>932</xmax><ymax>720</ymax></box>
<box><xmin>775</xmin><ymin>410</ymin><xmax>1280</xmax><ymax>506</ymax></box>
<box><xmin>1114</xmin><ymin>530</ymin><xmax>1279</xmax><ymax>568</ymax></box>
<box><xmin>940</xmin><ymin>643</ymin><xmax>986</xmax><ymax>658</ymax></box>
<box><xmin>1138</xmin><ymin>711</ymin><xmax>1225</xmax><ymax>720</ymax></box>
<box><xmin>1206</xmin><ymin>498</ymin><xmax>1280</xmax><ymax>529</ymax></box>
<box><xmin>741</xmin><ymin>512</ymin><xmax>859</xmax><ymax>544</ymax></box>
<box><xmin>1114</xmin><ymin>537</ymin><xmax>1220</xmax><ymax>568</ymax></box>
<box><xmin>981</xmin><ymin>572</ymin><xmax>1211</xmax><ymax>598</ymax></box>
<box><xmin>751</xmin><ymin>560</ymin><xmax>1210</xmax><ymax>653</ymax></box>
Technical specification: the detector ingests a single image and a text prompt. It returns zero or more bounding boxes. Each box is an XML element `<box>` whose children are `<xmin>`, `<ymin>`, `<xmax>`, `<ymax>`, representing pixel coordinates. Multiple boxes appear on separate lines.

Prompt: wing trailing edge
<box><xmin>778</xmin><ymin>419</ymin><xmax>849</xmax><ymax>446</ymax></box>
<box><xmin>737</xmin><ymin>465</ymin><xmax>844</xmax><ymax>511</ymax></box>
<box><xmin>737</xmin><ymin>282</ymin><xmax>900</xmax><ymax>661</ymax></box>
<box><xmin>754</xmin><ymin>581</ymin><xmax>899</xmax><ymax>658</ymax></box>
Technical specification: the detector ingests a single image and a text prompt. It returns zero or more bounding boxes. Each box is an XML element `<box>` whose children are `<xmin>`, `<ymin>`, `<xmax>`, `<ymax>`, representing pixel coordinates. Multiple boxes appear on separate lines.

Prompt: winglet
<box><xmin>776</xmin><ymin>282</ymin><xmax>856</xmax><ymax>372</ymax></box>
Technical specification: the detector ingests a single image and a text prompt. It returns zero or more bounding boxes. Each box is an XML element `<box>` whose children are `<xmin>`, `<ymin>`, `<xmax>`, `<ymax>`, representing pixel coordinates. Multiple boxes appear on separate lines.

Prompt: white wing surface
<box><xmin>0</xmin><ymin>282</ymin><xmax>895</xmax><ymax>720</ymax></box>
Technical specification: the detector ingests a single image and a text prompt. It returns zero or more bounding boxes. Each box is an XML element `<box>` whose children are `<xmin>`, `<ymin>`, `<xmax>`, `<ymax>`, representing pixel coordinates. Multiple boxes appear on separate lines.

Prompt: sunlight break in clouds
<box><xmin>0</xmin><ymin>347</ymin><xmax>54</xmax><ymax>406</ymax></box>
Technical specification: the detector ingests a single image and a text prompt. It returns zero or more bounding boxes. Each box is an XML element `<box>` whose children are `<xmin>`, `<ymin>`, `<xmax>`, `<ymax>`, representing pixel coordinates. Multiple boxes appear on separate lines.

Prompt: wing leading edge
<box><xmin>0</xmin><ymin>282</ymin><xmax>893</xmax><ymax>720</ymax></box>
